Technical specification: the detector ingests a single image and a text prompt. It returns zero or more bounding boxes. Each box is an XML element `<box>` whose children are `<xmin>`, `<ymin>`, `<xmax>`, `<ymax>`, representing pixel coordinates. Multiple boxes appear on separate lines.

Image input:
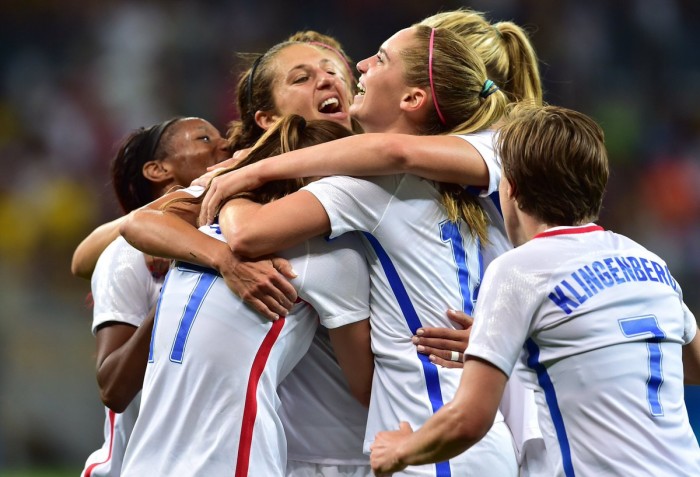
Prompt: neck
<box><xmin>360</xmin><ymin>116</ymin><xmax>420</xmax><ymax>135</ymax></box>
<box><xmin>510</xmin><ymin>208</ymin><xmax>550</xmax><ymax>247</ymax></box>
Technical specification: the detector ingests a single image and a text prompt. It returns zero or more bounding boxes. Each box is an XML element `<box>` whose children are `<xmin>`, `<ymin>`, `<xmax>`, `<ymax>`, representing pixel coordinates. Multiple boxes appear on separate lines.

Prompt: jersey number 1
<box><xmin>440</xmin><ymin>220</ymin><xmax>481</xmax><ymax>314</ymax></box>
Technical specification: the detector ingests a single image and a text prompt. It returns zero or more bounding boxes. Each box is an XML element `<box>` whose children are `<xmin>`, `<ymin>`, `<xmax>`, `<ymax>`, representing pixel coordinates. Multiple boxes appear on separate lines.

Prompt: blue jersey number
<box><xmin>439</xmin><ymin>220</ymin><xmax>482</xmax><ymax>314</ymax></box>
<box><xmin>618</xmin><ymin>315</ymin><xmax>666</xmax><ymax>417</ymax></box>
<box><xmin>148</xmin><ymin>272</ymin><xmax>217</xmax><ymax>364</ymax></box>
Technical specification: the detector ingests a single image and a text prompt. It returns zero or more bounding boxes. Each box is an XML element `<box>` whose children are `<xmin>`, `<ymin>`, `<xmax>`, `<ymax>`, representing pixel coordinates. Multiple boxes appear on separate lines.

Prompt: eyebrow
<box><xmin>288</xmin><ymin>58</ymin><xmax>336</xmax><ymax>72</ymax></box>
<box><xmin>378</xmin><ymin>47</ymin><xmax>389</xmax><ymax>61</ymax></box>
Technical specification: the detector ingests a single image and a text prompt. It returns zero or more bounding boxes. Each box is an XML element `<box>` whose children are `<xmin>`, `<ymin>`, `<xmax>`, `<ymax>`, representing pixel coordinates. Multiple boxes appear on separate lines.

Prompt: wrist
<box><xmin>212</xmin><ymin>243</ymin><xmax>239</xmax><ymax>276</ymax></box>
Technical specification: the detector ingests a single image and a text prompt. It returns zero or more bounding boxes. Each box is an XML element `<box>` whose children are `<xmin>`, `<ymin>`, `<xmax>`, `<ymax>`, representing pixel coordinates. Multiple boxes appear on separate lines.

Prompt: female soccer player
<box><xmin>81</xmin><ymin>116</ymin><xmax>232</xmax><ymax>477</ymax></box>
<box><xmin>370</xmin><ymin>104</ymin><xmax>700</xmax><ymax>477</ymax></box>
<box><xmin>199</xmin><ymin>25</ymin><xmax>520</xmax><ymax>477</ymax></box>
<box><xmin>120</xmin><ymin>115</ymin><xmax>373</xmax><ymax>476</ymax></box>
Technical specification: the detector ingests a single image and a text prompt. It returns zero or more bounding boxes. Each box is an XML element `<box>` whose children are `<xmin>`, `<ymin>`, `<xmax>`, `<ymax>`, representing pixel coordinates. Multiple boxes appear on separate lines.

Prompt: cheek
<box><xmin>274</xmin><ymin>88</ymin><xmax>314</xmax><ymax>116</ymax></box>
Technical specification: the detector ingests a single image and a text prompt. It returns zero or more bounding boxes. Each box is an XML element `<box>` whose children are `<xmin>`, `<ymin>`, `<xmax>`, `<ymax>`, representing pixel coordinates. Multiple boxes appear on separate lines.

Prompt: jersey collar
<box><xmin>533</xmin><ymin>223</ymin><xmax>603</xmax><ymax>239</ymax></box>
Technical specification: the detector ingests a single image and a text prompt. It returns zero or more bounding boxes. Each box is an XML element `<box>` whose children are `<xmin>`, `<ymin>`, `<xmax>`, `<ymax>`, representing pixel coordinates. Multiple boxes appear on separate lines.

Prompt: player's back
<box><xmin>303</xmin><ymin>171</ymin><xmax>519</xmax><ymax>476</ymax></box>
<box><xmin>513</xmin><ymin>226</ymin><xmax>700</xmax><ymax>476</ymax></box>
<box><xmin>121</xmin><ymin>226</ymin><xmax>369</xmax><ymax>477</ymax></box>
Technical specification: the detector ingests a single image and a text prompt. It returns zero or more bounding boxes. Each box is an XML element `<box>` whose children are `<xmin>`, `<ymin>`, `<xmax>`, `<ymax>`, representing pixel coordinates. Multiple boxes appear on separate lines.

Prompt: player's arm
<box><xmin>683</xmin><ymin>333</ymin><xmax>700</xmax><ymax>385</ymax></box>
<box><xmin>329</xmin><ymin>319</ymin><xmax>373</xmax><ymax>407</ymax></box>
<box><xmin>200</xmin><ymin>134</ymin><xmax>487</xmax><ymax>222</ymax></box>
<box><xmin>121</xmin><ymin>191</ymin><xmax>297</xmax><ymax>320</ymax></box>
<box><xmin>217</xmin><ymin>191</ymin><xmax>330</xmax><ymax>259</ymax></box>
<box><xmin>95</xmin><ymin>310</ymin><xmax>155</xmax><ymax>413</ymax></box>
<box><xmin>120</xmin><ymin>190</ymin><xmax>231</xmax><ymax>270</ymax></box>
<box><xmin>71</xmin><ymin>217</ymin><xmax>125</xmax><ymax>279</ymax></box>
<box><xmin>370</xmin><ymin>357</ymin><xmax>507</xmax><ymax>475</ymax></box>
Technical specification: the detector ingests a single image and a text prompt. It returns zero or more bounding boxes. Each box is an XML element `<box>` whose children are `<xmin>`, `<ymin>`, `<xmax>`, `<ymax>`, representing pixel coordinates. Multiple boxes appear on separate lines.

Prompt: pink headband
<box><xmin>428</xmin><ymin>28</ymin><xmax>447</xmax><ymax>126</ymax></box>
<box><xmin>307</xmin><ymin>41</ymin><xmax>355</xmax><ymax>79</ymax></box>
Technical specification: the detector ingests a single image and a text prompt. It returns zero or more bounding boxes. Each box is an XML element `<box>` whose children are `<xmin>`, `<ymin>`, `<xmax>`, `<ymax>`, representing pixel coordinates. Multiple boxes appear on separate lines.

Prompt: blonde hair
<box><xmin>402</xmin><ymin>24</ymin><xmax>509</xmax><ymax>242</ymax></box>
<box><xmin>421</xmin><ymin>8</ymin><xmax>542</xmax><ymax>104</ymax></box>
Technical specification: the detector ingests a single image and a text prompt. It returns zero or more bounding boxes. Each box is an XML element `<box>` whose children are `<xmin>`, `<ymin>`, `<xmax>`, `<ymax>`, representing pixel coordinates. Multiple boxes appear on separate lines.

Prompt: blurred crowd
<box><xmin>0</xmin><ymin>0</ymin><xmax>698</xmax><ymax>470</ymax></box>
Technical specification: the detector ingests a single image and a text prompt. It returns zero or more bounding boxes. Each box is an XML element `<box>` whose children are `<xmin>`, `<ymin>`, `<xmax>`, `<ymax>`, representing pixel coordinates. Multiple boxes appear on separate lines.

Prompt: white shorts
<box><xmin>286</xmin><ymin>460</ymin><xmax>372</xmax><ymax>477</ymax></box>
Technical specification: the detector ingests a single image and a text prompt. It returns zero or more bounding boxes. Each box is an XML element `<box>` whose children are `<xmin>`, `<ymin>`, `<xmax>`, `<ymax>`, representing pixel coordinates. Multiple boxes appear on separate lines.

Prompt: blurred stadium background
<box><xmin>0</xmin><ymin>0</ymin><xmax>698</xmax><ymax>474</ymax></box>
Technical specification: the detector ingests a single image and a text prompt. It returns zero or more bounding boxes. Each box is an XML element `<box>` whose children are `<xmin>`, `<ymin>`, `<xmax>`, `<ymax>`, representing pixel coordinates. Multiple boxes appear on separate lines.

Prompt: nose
<box><xmin>356</xmin><ymin>58</ymin><xmax>369</xmax><ymax>74</ymax></box>
<box><xmin>316</xmin><ymin>70</ymin><xmax>337</xmax><ymax>89</ymax></box>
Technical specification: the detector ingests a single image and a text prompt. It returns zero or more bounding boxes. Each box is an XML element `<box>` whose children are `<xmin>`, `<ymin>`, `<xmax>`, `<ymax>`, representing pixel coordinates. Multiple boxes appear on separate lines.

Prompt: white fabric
<box><xmin>454</xmin><ymin>132</ymin><xmax>547</xmax><ymax>475</ymax></box>
<box><xmin>468</xmin><ymin>225</ymin><xmax>700</xmax><ymax>476</ymax></box>
<box><xmin>279</xmin><ymin>327</ymin><xmax>369</xmax><ymax>466</ymax></box>
<box><xmin>185</xmin><ymin>184</ymin><xmax>371</xmax><ymax>472</ymax></box>
<box><xmin>303</xmin><ymin>167</ymin><xmax>518</xmax><ymax>476</ymax></box>
<box><xmin>90</xmin><ymin>236</ymin><xmax>163</xmax><ymax>334</ymax></box>
<box><xmin>286</xmin><ymin>460</ymin><xmax>372</xmax><ymax>477</ymax></box>
<box><xmin>453</xmin><ymin>130</ymin><xmax>500</xmax><ymax>196</ymax></box>
<box><xmin>121</xmin><ymin>225</ymin><xmax>370</xmax><ymax>477</ymax></box>
<box><xmin>81</xmin><ymin>237</ymin><xmax>160</xmax><ymax>477</ymax></box>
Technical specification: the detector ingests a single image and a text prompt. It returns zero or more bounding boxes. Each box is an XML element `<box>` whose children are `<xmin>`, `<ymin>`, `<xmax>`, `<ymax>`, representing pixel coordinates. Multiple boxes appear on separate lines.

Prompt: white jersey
<box><xmin>302</xmin><ymin>133</ymin><xmax>519</xmax><ymax>476</ymax></box>
<box><xmin>121</xmin><ymin>224</ymin><xmax>370</xmax><ymax>477</ymax></box>
<box><xmin>279</xmin><ymin>326</ymin><xmax>369</xmax><ymax>466</ymax></box>
<box><xmin>81</xmin><ymin>237</ymin><xmax>161</xmax><ymax>477</ymax></box>
<box><xmin>468</xmin><ymin>224</ymin><xmax>700</xmax><ymax>476</ymax></box>
<box><xmin>456</xmin><ymin>132</ymin><xmax>548</xmax><ymax>474</ymax></box>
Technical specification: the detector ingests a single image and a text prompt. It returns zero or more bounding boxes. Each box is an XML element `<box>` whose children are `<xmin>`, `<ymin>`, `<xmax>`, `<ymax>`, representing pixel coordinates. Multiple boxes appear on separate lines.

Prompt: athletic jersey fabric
<box><xmin>120</xmin><ymin>224</ymin><xmax>370</xmax><ymax>477</ymax></box>
<box><xmin>302</xmin><ymin>134</ymin><xmax>519</xmax><ymax>476</ymax></box>
<box><xmin>468</xmin><ymin>224</ymin><xmax>700</xmax><ymax>476</ymax></box>
<box><xmin>81</xmin><ymin>237</ymin><xmax>161</xmax><ymax>477</ymax></box>
<box><xmin>279</xmin><ymin>326</ymin><xmax>370</xmax><ymax>466</ymax></box>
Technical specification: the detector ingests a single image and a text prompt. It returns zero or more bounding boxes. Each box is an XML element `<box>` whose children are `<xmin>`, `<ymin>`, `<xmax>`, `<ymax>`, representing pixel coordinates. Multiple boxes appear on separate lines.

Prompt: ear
<box><xmin>142</xmin><ymin>160</ymin><xmax>173</xmax><ymax>183</ymax></box>
<box><xmin>506</xmin><ymin>177</ymin><xmax>517</xmax><ymax>201</ymax></box>
<box><xmin>399</xmin><ymin>87</ymin><xmax>428</xmax><ymax>114</ymax></box>
<box><xmin>255</xmin><ymin>110</ymin><xmax>279</xmax><ymax>131</ymax></box>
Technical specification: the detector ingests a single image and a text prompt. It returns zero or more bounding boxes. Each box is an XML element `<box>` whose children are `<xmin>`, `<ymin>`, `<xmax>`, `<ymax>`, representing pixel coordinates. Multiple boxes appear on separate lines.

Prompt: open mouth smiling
<box><xmin>318</xmin><ymin>96</ymin><xmax>342</xmax><ymax>114</ymax></box>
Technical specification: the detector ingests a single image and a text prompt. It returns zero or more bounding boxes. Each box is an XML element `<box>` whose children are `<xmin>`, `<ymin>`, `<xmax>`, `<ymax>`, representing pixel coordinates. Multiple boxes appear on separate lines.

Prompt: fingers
<box><xmin>427</xmin><ymin>351</ymin><xmax>464</xmax><ymax>368</ymax></box>
<box><xmin>199</xmin><ymin>179</ymin><xmax>219</xmax><ymax>225</ymax></box>
<box><xmin>234</xmin><ymin>281</ymin><xmax>294</xmax><ymax>321</ymax></box>
<box><xmin>270</xmin><ymin>257</ymin><xmax>297</xmax><ymax>280</ymax></box>
<box><xmin>413</xmin><ymin>330</ymin><xmax>467</xmax><ymax>368</ymax></box>
<box><xmin>245</xmin><ymin>297</ymin><xmax>281</xmax><ymax>321</ymax></box>
<box><xmin>447</xmin><ymin>308</ymin><xmax>474</xmax><ymax>329</ymax></box>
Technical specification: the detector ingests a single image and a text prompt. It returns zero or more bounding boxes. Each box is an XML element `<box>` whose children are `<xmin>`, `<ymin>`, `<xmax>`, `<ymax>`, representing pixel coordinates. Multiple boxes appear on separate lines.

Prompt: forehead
<box><xmin>273</xmin><ymin>43</ymin><xmax>344</xmax><ymax>73</ymax></box>
<box><xmin>380</xmin><ymin>27</ymin><xmax>416</xmax><ymax>55</ymax></box>
<box><xmin>170</xmin><ymin>118</ymin><xmax>219</xmax><ymax>137</ymax></box>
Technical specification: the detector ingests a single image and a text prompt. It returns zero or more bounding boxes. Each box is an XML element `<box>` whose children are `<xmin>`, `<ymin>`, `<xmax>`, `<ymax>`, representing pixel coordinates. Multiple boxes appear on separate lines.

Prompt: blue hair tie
<box><xmin>479</xmin><ymin>79</ymin><xmax>499</xmax><ymax>99</ymax></box>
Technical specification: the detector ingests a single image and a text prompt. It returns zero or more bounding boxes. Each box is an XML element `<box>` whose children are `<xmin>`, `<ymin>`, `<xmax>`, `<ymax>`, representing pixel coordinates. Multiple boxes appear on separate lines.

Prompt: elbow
<box><xmin>99</xmin><ymin>384</ymin><xmax>130</xmax><ymax>414</ymax></box>
<box><xmin>443</xmin><ymin>402</ymin><xmax>491</xmax><ymax>447</ymax></box>
<box><xmin>70</xmin><ymin>253</ymin><xmax>89</xmax><ymax>279</ymax></box>
<box><xmin>226</xmin><ymin>232</ymin><xmax>263</xmax><ymax>259</ymax></box>
<box><xmin>97</xmin><ymin>367</ymin><xmax>137</xmax><ymax>413</ymax></box>
<box><xmin>382</xmin><ymin>136</ymin><xmax>411</xmax><ymax>172</ymax></box>
<box><xmin>118</xmin><ymin>212</ymin><xmax>136</xmax><ymax>242</ymax></box>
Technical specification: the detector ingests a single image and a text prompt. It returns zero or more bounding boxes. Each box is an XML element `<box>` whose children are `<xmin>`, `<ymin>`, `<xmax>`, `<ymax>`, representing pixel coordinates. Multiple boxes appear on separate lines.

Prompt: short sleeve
<box><xmin>683</xmin><ymin>301</ymin><xmax>697</xmax><ymax>344</ymax></box>
<box><xmin>452</xmin><ymin>130</ymin><xmax>500</xmax><ymax>196</ymax></box>
<box><xmin>293</xmin><ymin>233</ymin><xmax>370</xmax><ymax>330</ymax></box>
<box><xmin>302</xmin><ymin>175</ymin><xmax>400</xmax><ymax>239</ymax></box>
<box><xmin>466</xmin><ymin>253</ymin><xmax>536</xmax><ymax>376</ymax></box>
<box><xmin>90</xmin><ymin>237</ymin><xmax>162</xmax><ymax>334</ymax></box>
